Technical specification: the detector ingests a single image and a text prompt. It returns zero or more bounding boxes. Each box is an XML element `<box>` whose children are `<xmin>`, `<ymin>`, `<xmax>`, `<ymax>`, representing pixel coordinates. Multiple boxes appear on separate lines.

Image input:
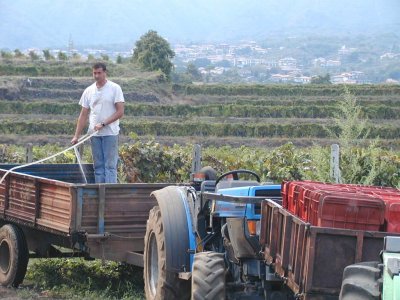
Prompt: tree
<box><xmin>57</xmin><ymin>51</ymin><xmax>68</xmax><ymax>61</ymax></box>
<box><xmin>42</xmin><ymin>49</ymin><xmax>54</xmax><ymax>61</ymax></box>
<box><xmin>311</xmin><ymin>74</ymin><xmax>331</xmax><ymax>84</ymax></box>
<box><xmin>116</xmin><ymin>55</ymin><xmax>123</xmax><ymax>64</ymax></box>
<box><xmin>100</xmin><ymin>54</ymin><xmax>109</xmax><ymax>61</ymax></box>
<box><xmin>71</xmin><ymin>52</ymin><xmax>82</xmax><ymax>61</ymax></box>
<box><xmin>87</xmin><ymin>54</ymin><xmax>95</xmax><ymax>62</ymax></box>
<box><xmin>14</xmin><ymin>49</ymin><xmax>25</xmax><ymax>59</ymax></box>
<box><xmin>132</xmin><ymin>30</ymin><xmax>175</xmax><ymax>78</ymax></box>
<box><xmin>0</xmin><ymin>50</ymin><xmax>13</xmax><ymax>60</ymax></box>
<box><xmin>28</xmin><ymin>50</ymin><xmax>40</xmax><ymax>61</ymax></box>
<box><xmin>192</xmin><ymin>58</ymin><xmax>212</xmax><ymax>68</ymax></box>
<box><xmin>186</xmin><ymin>63</ymin><xmax>202</xmax><ymax>81</ymax></box>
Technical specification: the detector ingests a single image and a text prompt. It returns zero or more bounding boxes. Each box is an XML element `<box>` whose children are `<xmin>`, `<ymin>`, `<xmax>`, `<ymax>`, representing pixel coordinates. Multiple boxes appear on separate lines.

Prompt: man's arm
<box><xmin>71</xmin><ymin>107</ymin><xmax>90</xmax><ymax>144</ymax></box>
<box><xmin>94</xmin><ymin>102</ymin><xmax>125</xmax><ymax>131</ymax></box>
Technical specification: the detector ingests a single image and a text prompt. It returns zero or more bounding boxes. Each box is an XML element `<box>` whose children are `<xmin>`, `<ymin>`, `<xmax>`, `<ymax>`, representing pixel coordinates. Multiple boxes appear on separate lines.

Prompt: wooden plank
<box><xmin>4</xmin><ymin>175</ymin><xmax>10</xmax><ymax>214</ymax></box>
<box><xmin>34</xmin><ymin>179</ymin><xmax>40</xmax><ymax>224</ymax></box>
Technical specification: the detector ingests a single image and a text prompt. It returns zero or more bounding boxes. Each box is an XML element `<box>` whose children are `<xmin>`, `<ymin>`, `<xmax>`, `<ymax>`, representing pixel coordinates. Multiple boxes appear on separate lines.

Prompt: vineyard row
<box><xmin>1</xmin><ymin>120</ymin><xmax>400</xmax><ymax>139</ymax></box>
<box><xmin>1</xmin><ymin>101</ymin><xmax>400</xmax><ymax>119</ymax></box>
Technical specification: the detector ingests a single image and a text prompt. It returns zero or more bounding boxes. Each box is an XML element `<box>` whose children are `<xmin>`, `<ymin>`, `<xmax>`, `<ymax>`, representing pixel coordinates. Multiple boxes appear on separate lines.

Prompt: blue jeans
<box><xmin>91</xmin><ymin>135</ymin><xmax>119</xmax><ymax>183</ymax></box>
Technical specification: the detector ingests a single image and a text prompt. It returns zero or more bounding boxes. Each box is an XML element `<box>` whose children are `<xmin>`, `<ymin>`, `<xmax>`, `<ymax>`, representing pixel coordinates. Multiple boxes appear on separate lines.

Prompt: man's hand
<box><xmin>71</xmin><ymin>136</ymin><xmax>79</xmax><ymax>145</ymax></box>
<box><xmin>94</xmin><ymin>123</ymin><xmax>104</xmax><ymax>131</ymax></box>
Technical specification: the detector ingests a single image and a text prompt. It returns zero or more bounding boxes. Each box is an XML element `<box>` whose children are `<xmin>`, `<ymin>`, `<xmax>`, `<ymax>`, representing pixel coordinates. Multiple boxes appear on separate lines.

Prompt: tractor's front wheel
<box><xmin>191</xmin><ymin>251</ymin><xmax>226</xmax><ymax>300</ymax></box>
<box><xmin>144</xmin><ymin>206</ymin><xmax>190</xmax><ymax>300</ymax></box>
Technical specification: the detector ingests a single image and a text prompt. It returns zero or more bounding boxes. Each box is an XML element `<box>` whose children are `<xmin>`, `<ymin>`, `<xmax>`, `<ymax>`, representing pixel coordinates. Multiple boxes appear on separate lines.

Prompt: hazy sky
<box><xmin>1</xmin><ymin>0</ymin><xmax>399</xmax><ymax>49</ymax></box>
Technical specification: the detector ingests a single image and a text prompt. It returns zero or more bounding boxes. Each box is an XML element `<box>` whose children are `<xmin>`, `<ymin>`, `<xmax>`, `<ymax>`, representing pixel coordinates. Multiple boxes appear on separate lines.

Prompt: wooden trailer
<box><xmin>0</xmin><ymin>163</ymin><xmax>171</xmax><ymax>287</ymax></box>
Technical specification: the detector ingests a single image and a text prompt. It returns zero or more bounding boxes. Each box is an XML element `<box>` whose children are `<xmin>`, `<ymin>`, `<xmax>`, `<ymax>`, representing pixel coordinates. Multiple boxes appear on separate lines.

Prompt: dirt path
<box><xmin>0</xmin><ymin>286</ymin><xmax>23</xmax><ymax>300</ymax></box>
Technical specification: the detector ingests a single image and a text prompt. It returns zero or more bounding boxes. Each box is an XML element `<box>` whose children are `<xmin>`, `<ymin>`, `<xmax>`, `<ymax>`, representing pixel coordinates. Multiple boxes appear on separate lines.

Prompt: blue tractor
<box><xmin>143</xmin><ymin>168</ymin><xmax>285</xmax><ymax>299</ymax></box>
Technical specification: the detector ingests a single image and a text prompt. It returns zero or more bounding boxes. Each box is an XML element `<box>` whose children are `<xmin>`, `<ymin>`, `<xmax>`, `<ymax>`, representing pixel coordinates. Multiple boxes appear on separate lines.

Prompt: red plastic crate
<box><xmin>281</xmin><ymin>180</ymin><xmax>399</xmax><ymax>232</ymax></box>
<box><xmin>317</xmin><ymin>192</ymin><xmax>385</xmax><ymax>230</ymax></box>
<box><xmin>285</xmin><ymin>181</ymin><xmax>301</xmax><ymax>215</ymax></box>
<box><xmin>281</xmin><ymin>181</ymin><xmax>291</xmax><ymax>209</ymax></box>
<box><xmin>297</xmin><ymin>182</ymin><xmax>354</xmax><ymax>223</ymax></box>
<box><xmin>386</xmin><ymin>202</ymin><xmax>400</xmax><ymax>232</ymax></box>
<box><xmin>348</xmin><ymin>186</ymin><xmax>400</xmax><ymax>233</ymax></box>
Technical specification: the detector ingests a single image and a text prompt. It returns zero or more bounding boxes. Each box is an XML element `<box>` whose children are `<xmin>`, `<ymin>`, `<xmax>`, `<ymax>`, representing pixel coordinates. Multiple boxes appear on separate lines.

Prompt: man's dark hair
<box><xmin>92</xmin><ymin>62</ymin><xmax>107</xmax><ymax>71</ymax></box>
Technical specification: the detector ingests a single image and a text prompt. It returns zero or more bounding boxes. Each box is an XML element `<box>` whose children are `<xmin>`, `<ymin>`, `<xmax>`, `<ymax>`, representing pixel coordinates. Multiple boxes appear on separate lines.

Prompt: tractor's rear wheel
<box><xmin>191</xmin><ymin>251</ymin><xmax>226</xmax><ymax>300</ymax></box>
<box><xmin>339</xmin><ymin>261</ymin><xmax>382</xmax><ymax>300</ymax></box>
<box><xmin>144</xmin><ymin>206</ymin><xmax>190</xmax><ymax>300</ymax></box>
<box><xmin>0</xmin><ymin>224</ymin><xmax>29</xmax><ymax>287</ymax></box>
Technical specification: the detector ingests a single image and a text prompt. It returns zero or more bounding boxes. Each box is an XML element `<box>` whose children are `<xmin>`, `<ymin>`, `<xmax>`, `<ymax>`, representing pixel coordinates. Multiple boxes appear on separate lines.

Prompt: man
<box><xmin>71</xmin><ymin>62</ymin><xmax>124</xmax><ymax>183</ymax></box>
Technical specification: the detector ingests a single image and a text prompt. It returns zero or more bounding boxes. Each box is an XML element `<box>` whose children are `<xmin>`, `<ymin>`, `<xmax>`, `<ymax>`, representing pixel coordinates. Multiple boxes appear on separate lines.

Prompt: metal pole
<box><xmin>190</xmin><ymin>144</ymin><xmax>202</xmax><ymax>181</ymax></box>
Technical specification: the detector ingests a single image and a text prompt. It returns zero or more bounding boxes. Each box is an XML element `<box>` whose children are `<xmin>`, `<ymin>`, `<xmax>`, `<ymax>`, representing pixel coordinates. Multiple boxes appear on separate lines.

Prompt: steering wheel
<box><xmin>215</xmin><ymin>169</ymin><xmax>260</xmax><ymax>186</ymax></box>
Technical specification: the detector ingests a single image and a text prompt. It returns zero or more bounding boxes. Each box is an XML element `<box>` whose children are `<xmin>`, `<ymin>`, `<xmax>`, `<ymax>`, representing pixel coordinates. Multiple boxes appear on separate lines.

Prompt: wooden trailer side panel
<box><xmin>73</xmin><ymin>183</ymin><xmax>170</xmax><ymax>262</ymax></box>
<box><xmin>0</xmin><ymin>170</ymin><xmax>73</xmax><ymax>234</ymax></box>
<box><xmin>260</xmin><ymin>199</ymin><xmax>400</xmax><ymax>299</ymax></box>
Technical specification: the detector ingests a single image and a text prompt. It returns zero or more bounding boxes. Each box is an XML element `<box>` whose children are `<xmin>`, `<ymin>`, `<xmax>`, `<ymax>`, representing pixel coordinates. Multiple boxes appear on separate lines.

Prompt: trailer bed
<box><xmin>260</xmin><ymin>198</ymin><xmax>400</xmax><ymax>299</ymax></box>
<box><xmin>0</xmin><ymin>164</ymin><xmax>171</xmax><ymax>264</ymax></box>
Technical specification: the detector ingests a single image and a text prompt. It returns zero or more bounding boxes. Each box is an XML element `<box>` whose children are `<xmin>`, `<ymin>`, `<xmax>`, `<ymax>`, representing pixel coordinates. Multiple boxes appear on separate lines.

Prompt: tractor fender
<box><xmin>151</xmin><ymin>186</ymin><xmax>196</xmax><ymax>273</ymax></box>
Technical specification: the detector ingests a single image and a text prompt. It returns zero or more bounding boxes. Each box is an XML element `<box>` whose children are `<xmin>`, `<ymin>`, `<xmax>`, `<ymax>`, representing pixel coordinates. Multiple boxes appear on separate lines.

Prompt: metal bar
<box><xmin>202</xmin><ymin>192</ymin><xmax>266</xmax><ymax>204</ymax></box>
<box><xmin>98</xmin><ymin>185</ymin><xmax>105</xmax><ymax>234</ymax></box>
<box><xmin>86</xmin><ymin>233</ymin><xmax>110</xmax><ymax>240</ymax></box>
<box><xmin>76</xmin><ymin>187</ymin><xmax>83</xmax><ymax>230</ymax></box>
<box><xmin>73</xmin><ymin>146</ymin><xmax>87</xmax><ymax>184</ymax></box>
<box><xmin>126</xmin><ymin>251</ymin><xmax>144</xmax><ymax>267</ymax></box>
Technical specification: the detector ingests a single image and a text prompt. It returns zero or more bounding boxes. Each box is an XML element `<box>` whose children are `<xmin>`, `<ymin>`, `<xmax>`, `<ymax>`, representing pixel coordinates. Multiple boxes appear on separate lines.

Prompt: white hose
<box><xmin>0</xmin><ymin>132</ymin><xmax>97</xmax><ymax>186</ymax></box>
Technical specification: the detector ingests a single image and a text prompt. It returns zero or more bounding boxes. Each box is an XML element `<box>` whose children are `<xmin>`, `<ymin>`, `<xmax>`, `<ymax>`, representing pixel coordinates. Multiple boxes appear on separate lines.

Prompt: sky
<box><xmin>0</xmin><ymin>0</ymin><xmax>399</xmax><ymax>49</ymax></box>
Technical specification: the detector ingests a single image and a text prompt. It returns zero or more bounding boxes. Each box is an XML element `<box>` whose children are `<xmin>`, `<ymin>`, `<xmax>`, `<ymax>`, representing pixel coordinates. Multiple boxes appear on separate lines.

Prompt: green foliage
<box><xmin>100</xmin><ymin>54</ymin><xmax>110</xmax><ymax>61</ymax></box>
<box><xmin>186</xmin><ymin>63</ymin><xmax>202</xmax><ymax>81</ymax></box>
<box><xmin>331</xmin><ymin>87</ymin><xmax>369</xmax><ymax>147</ymax></box>
<box><xmin>14</xmin><ymin>49</ymin><xmax>25</xmax><ymax>59</ymax></box>
<box><xmin>0</xmin><ymin>144</ymin><xmax>25</xmax><ymax>163</ymax></box>
<box><xmin>310</xmin><ymin>74</ymin><xmax>331</xmax><ymax>84</ymax></box>
<box><xmin>263</xmin><ymin>143</ymin><xmax>310</xmax><ymax>181</ymax></box>
<box><xmin>26</xmin><ymin>258</ymin><xmax>144</xmax><ymax>299</ymax></box>
<box><xmin>3</xmin><ymin>118</ymin><xmax>400</xmax><ymax>140</ymax></box>
<box><xmin>29</xmin><ymin>51</ymin><xmax>40</xmax><ymax>61</ymax></box>
<box><xmin>87</xmin><ymin>54</ymin><xmax>96</xmax><ymax>62</ymax></box>
<box><xmin>172</xmin><ymin>83</ymin><xmax>400</xmax><ymax>97</ymax></box>
<box><xmin>3</xmin><ymin>100</ymin><xmax>400</xmax><ymax>120</ymax></box>
<box><xmin>119</xmin><ymin>138</ymin><xmax>191</xmax><ymax>182</ymax></box>
<box><xmin>0</xmin><ymin>50</ymin><xmax>13</xmax><ymax>60</ymax></box>
<box><xmin>42</xmin><ymin>49</ymin><xmax>54</xmax><ymax>61</ymax></box>
<box><xmin>303</xmin><ymin>89</ymin><xmax>400</xmax><ymax>186</ymax></box>
<box><xmin>132</xmin><ymin>30</ymin><xmax>175</xmax><ymax>78</ymax></box>
<box><xmin>57</xmin><ymin>51</ymin><xmax>68</xmax><ymax>61</ymax></box>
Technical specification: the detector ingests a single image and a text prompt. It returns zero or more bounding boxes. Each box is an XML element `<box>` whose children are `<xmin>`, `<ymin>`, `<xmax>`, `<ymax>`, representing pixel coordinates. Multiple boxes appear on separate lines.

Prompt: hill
<box><xmin>1</xmin><ymin>0</ymin><xmax>399</xmax><ymax>49</ymax></box>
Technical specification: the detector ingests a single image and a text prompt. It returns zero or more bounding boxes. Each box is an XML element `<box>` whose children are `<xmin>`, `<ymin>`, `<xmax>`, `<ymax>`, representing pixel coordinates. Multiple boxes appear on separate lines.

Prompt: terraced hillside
<box><xmin>1</xmin><ymin>76</ymin><xmax>400</xmax><ymax>148</ymax></box>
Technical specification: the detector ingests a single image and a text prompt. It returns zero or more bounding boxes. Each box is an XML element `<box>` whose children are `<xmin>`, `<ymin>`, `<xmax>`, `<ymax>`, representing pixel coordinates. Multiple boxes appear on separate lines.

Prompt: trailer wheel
<box><xmin>191</xmin><ymin>251</ymin><xmax>226</xmax><ymax>300</ymax></box>
<box><xmin>144</xmin><ymin>206</ymin><xmax>190</xmax><ymax>300</ymax></box>
<box><xmin>339</xmin><ymin>261</ymin><xmax>382</xmax><ymax>300</ymax></box>
<box><xmin>0</xmin><ymin>224</ymin><xmax>29</xmax><ymax>287</ymax></box>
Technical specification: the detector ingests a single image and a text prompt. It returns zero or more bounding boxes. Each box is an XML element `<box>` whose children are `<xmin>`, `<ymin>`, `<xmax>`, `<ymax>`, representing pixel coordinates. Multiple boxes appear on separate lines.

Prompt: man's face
<box><xmin>93</xmin><ymin>68</ymin><xmax>106</xmax><ymax>82</ymax></box>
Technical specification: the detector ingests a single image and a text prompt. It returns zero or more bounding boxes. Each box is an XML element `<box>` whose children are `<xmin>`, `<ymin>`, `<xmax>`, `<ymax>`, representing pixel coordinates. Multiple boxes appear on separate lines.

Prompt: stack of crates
<box><xmin>281</xmin><ymin>181</ymin><xmax>400</xmax><ymax>232</ymax></box>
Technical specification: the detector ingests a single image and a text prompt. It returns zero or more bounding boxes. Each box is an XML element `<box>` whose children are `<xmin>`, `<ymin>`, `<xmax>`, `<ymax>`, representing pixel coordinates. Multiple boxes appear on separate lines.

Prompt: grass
<box><xmin>23</xmin><ymin>258</ymin><xmax>145</xmax><ymax>300</ymax></box>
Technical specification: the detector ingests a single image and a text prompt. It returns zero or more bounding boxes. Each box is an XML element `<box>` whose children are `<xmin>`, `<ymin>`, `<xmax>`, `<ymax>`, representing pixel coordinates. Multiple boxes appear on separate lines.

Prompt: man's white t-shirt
<box><xmin>79</xmin><ymin>80</ymin><xmax>124</xmax><ymax>136</ymax></box>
